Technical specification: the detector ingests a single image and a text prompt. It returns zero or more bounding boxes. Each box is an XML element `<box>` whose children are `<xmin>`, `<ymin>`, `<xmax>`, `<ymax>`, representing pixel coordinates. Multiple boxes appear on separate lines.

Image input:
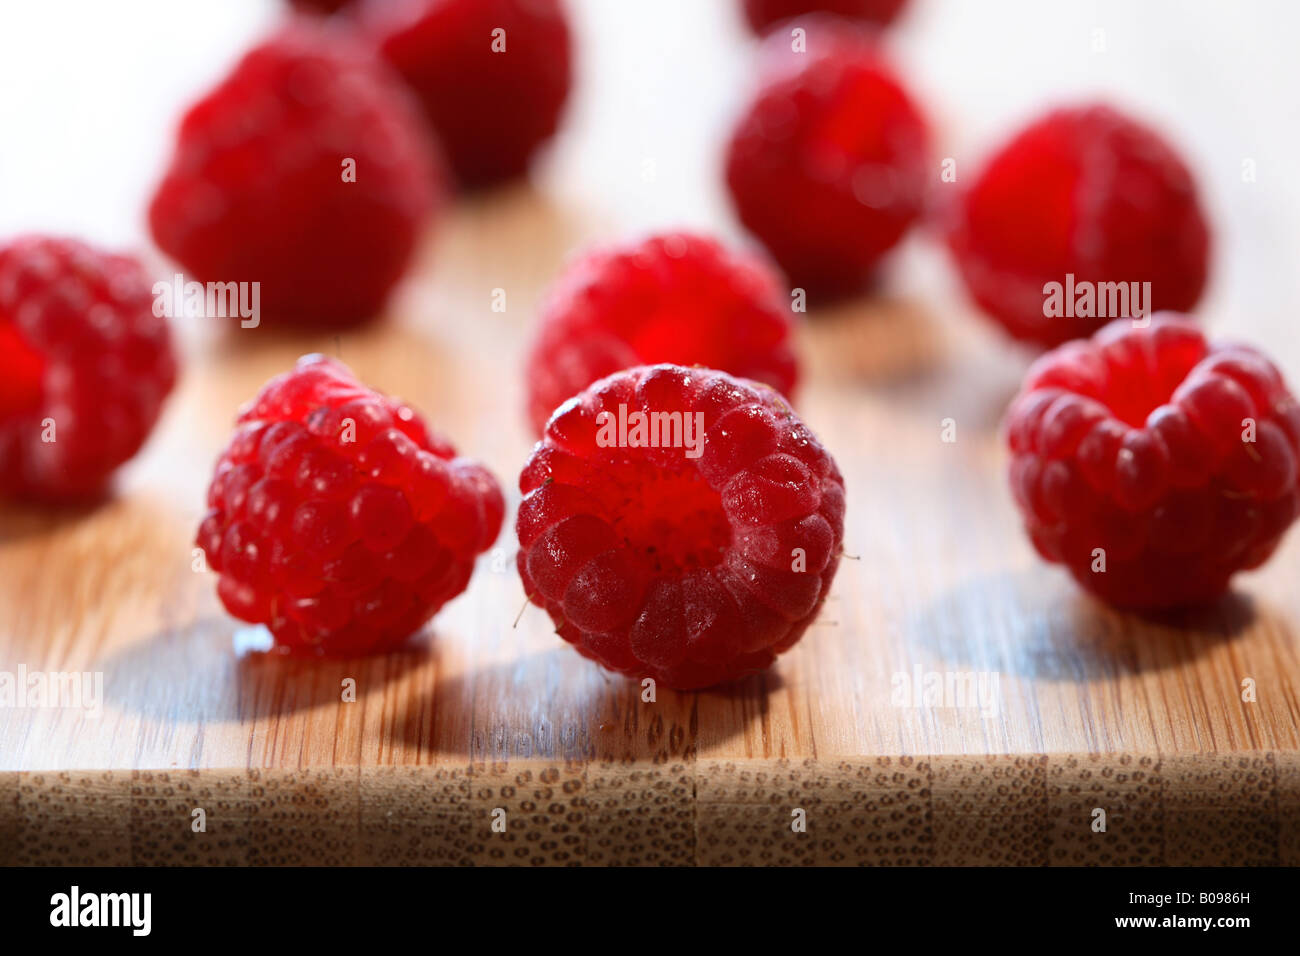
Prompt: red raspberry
<box><xmin>948</xmin><ymin>104</ymin><xmax>1211</xmax><ymax>348</ymax></box>
<box><xmin>724</xmin><ymin>16</ymin><xmax>929</xmax><ymax>302</ymax></box>
<box><xmin>289</xmin><ymin>0</ymin><xmax>352</xmax><ymax>13</ymax></box>
<box><xmin>517</xmin><ymin>364</ymin><xmax>845</xmax><ymax>689</ymax></box>
<box><xmin>742</xmin><ymin>0</ymin><xmax>909</xmax><ymax>33</ymax></box>
<box><xmin>362</xmin><ymin>0</ymin><xmax>573</xmax><ymax>190</ymax></box>
<box><xmin>524</xmin><ymin>232</ymin><xmax>800</xmax><ymax>435</ymax></box>
<box><xmin>148</xmin><ymin>22</ymin><xmax>442</xmax><ymax>328</ymax></box>
<box><xmin>0</xmin><ymin>236</ymin><xmax>177</xmax><ymax>502</ymax></box>
<box><xmin>1005</xmin><ymin>316</ymin><xmax>1300</xmax><ymax>609</ymax></box>
<box><xmin>198</xmin><ymin>355</ymin><xmax>504</xmax><ymax>655</ymax></box>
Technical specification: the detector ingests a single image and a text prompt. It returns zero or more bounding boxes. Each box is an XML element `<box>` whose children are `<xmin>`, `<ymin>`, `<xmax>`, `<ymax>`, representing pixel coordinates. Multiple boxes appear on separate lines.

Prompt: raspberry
<box><xmin>524</xmin><ymin>232</ymin><xmax>799</xmax><ymax>435</ymax></box>
<box><xmin>148</xmin><ymin>22</ymin><xmax>442</xmax><ymax>328</ymax></box>
<box><xmin>948</xmin><ymin>104</ymin><xmax>1211</xmax><ymax>348</ymax></box>
<box><xmin>362</xmin><ymin>0</ymin><xmax>573</xmax><ymax>190</ymax></box>
<box><xmin>517</xmin><ymin>364</ymin><xmax>845</xmax><ymax>689</ymax></box>
<box><xmin>724</xmin><ymin>16</ymin><xmax>929</xmax><ymax>302</ymax></box>
<box><xmin>289</xmin><ymin>0</ymin><xmax>352</xmax><ymax>13</ymax></box>
<box><xmin>0</xmin><ymin>236</ymin><xmax>177</xmax><ymax>502</ymax></box>
<box><xmin>742</xmin><ymin>0</ymin><xmax>909</xmax><ymax>33</ymax></box>
<box><xmin>198</xmin><ymin>355</ymin><xmax>504</xmax><ymax>655</ymax></box>
<box><xmin>1005</xmin><ymin>316</ymin><xmax>1300</xmax><ymax>609</ymax></box>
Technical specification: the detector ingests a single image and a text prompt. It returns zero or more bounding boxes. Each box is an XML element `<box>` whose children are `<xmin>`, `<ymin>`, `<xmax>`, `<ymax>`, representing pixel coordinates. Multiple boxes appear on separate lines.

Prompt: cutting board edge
<box><xmin>4</xmin><ymin>751</ymin><xmax>1296</xmax><ymax>865</ymax></box>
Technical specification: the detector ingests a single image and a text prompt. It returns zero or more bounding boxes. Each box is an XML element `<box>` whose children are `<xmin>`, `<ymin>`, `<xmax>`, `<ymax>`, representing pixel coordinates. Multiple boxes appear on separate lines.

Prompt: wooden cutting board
<box><xmin>1</xmin><ymin>188</ymin><xmax>1297</xmax><ymax>866</ymax></box>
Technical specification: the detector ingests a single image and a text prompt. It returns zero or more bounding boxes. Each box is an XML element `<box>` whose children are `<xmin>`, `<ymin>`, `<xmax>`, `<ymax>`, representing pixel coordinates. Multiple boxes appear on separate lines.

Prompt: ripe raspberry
<box><xmin>742</xmin><ymin>0</ymin><xmax>909</xmax><ymax>33</ymax></box>
<box><xmin>948</xmin><ymin>104</ymin><xmax>1211</xmax><ymax>348</ymax></box>
<box><xmin>289</xmin><ymin>0</ymin><xmax>352</xmax><ymax>13</ymax></box>
<box><xmin>1006</xmin><ymin>316</ymin><xmax>1300</xmax><ymax>609</ymax></box>
<box><xmin>362</xmin><ymin>0</ymin><xmax>573</xmax><ymax>189</ymax></box>
<box><xmin>517</xmin><ymin>364</ymin><xmax>845</xmax><ymax>689</ymax></box>
<box><xmin>524</xmin><ymin>232</ymin><xmax>799</xmax><ymax>435</ymax></box>
<box><xmin>198</xmin><ymin>355</ymin><xmax>504</xmax><ymax>655</ymax></box>
<box><xmin>0</xmin><ymin>236</ymin><xmax>177</xmax><ymax>502</ymax></box>
<box><xmin>724</xmin><ymin>16</ymin><xmax>929</xmax><ymax>302</ymax></box>
<box><xmin>148</xmin><ymin>22</ymin><xmax>442</xmax><ymax>328</ymax></box>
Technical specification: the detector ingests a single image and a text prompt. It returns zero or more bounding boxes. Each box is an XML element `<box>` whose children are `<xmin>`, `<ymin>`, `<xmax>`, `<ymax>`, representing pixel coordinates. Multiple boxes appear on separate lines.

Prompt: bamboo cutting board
<box><xmin>2</xmin><ymin>190</ymin><xmax>1298</xmax><ymax>866</ymax></box>
<box><xmin>2</xmin><ymin>0</ymin><xmax>1300</xmax><ymax>866</ymax></box>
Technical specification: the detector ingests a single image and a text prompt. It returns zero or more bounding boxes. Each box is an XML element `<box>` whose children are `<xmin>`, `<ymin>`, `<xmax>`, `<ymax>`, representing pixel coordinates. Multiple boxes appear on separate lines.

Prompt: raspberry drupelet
<box><xmin>524</xmin><ymin>231</ymin><xmax>799</xmax><ymax>435</ymax></box>
<box><xmin>1005</xmin><ymin>316</ymin><xmax>1300</xmax><ymax>609</ymax></box>
<box><xmin>517</xmin><ymin>364</ymin><xmax>846</xmax><ymax>689</ymax></box>
<box><xmin>725</xmin><ymin>16</ymin><xmax>930</xmax><ymax>302</ymax></box>
<box><xmin>148</xmin><ymin>21</ymin><xmax>442</xmax><ymax>328</ymax></box>
<box><xmin>198</xmin><ymin>356</ymin><xmax>504</xmax><ymax>655</ymax></box>
<box><xmin>948</xmin><ymin>103</ymin><xmax>1211</xmax><ymax>348</ymax></box>
<box><xmin>0</xmin><ymin>236</ymin><xmax>177</xmax><ymax>502</ymax></box>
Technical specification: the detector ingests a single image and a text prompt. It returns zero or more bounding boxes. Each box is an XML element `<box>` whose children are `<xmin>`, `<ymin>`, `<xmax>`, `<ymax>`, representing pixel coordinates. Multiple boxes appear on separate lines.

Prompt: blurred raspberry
<box><xmin>948</xmin><ymin>103</ymin><xmax>1211</xmax><ymax>347</ymax></box>
<box><xmin>517</xmin><ymin>364</ymin><xmax>845</xmax><ymax>689</ymax></box>
<box><xmin>741</xmin><ymin>0</ymin><xmax>909</xmax><ymax>32</ymax></box>
<box><xmin>361</xmin><ymin>0</ymin><xmax>573</xmax><ymax>189</ymax></box>
<box><xmin>1005</xmin><ymin>316</ymin><xmax>1300</xmax><ymax>609</ymax></box>
<box><xmin>725</xmin><ymin>16</ymin><xmax>930</xmax><ymax>302</ymax></box>
<box><xmin>0</xmin><ymin>236</ymin><xmax>177</xmax><ymax>502</ymax></box>
<box><xmin>149</xmin><ymin>21</ymin><xmax>442</xmax><ymax>328</ymax></box>
<box><xmin>524</xmin><ymin>231</ymin><xmax>799</xmax><ymax>434</ymax></box>
<box><xmin>288</xmin><ymin>0</ymin><xmax>353</xmax><ymax>13</ymax></box>
<box><xmin>199</xmin><ymin>355</ymin><xmax>503</xmax><ymax>655</ymax></box>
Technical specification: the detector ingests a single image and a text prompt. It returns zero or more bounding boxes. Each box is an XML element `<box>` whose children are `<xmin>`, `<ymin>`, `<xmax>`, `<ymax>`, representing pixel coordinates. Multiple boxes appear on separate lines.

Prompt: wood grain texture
<box><xmin>3</xmin><ymin>0</ymin><xmax>1300</xmax><ymax>865</ymax></box>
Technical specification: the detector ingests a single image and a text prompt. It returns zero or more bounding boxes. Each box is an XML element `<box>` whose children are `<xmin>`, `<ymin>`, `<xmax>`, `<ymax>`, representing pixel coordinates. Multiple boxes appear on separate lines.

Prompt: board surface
<box><xmin>2</xmin><ymin>0</ymin><xmax>1299</xmax><ymax>865</ymax></box>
